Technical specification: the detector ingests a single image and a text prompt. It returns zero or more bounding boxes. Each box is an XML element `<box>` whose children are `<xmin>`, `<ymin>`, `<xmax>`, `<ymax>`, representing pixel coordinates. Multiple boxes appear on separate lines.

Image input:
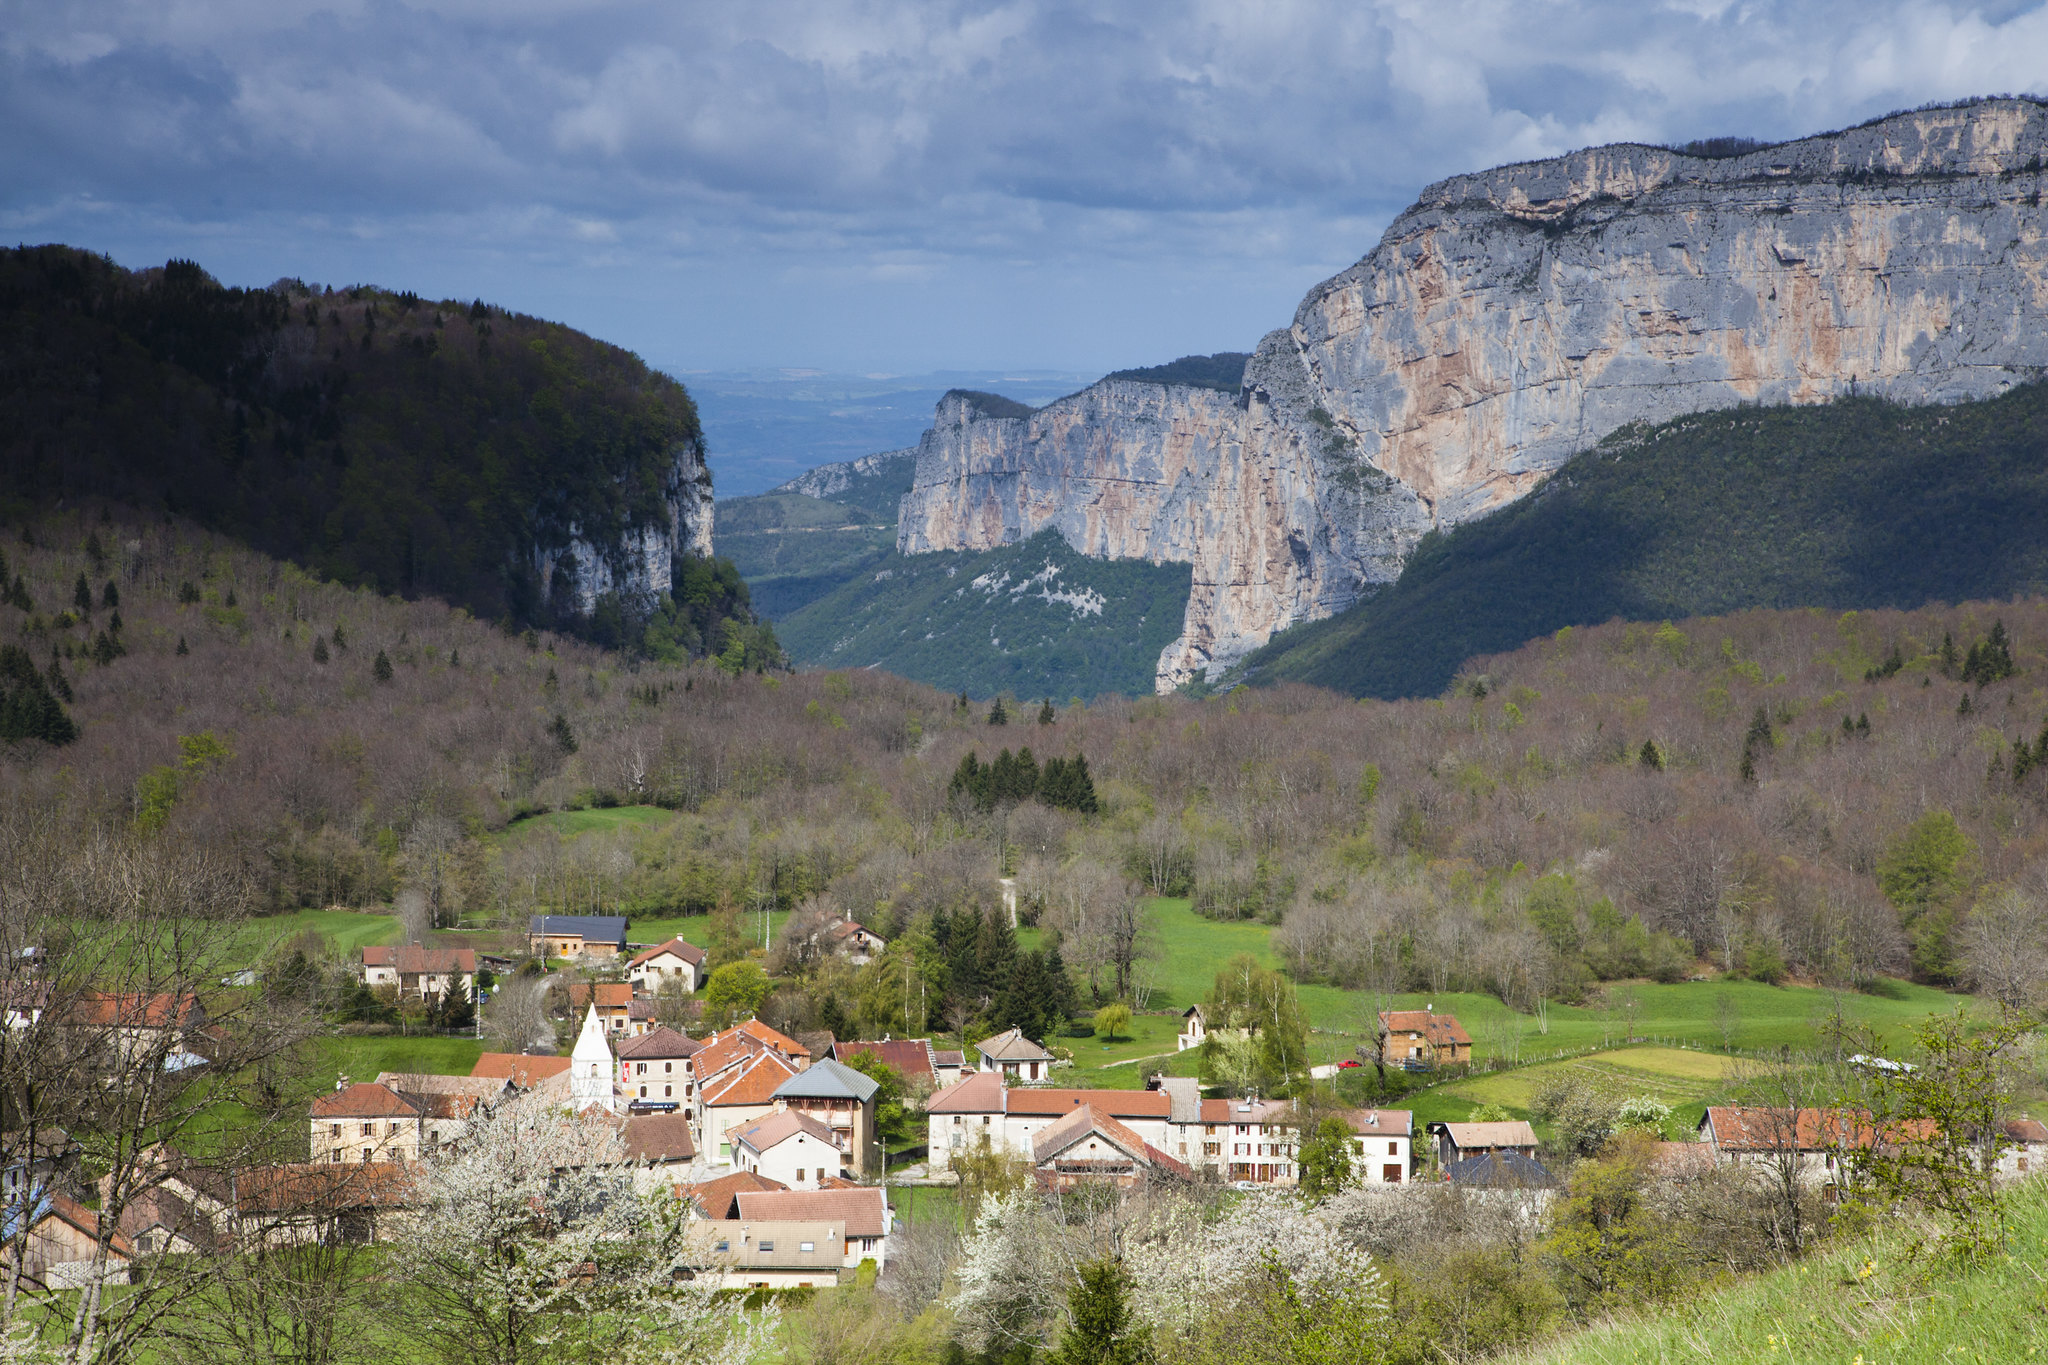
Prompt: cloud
<box><xmin>4</xmin><ymin>0</ymin><xmax>2047</xmax><ymax>371</ymax></box>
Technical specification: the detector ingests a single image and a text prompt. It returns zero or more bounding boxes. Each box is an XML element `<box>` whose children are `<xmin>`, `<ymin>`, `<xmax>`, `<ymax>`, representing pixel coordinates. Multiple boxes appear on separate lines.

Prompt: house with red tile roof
<box><xmin>1377</xmin><ymin>1009</ymin><xmax>1472</xmax><ymax>1068</ymax></box>
<box><xmin>471</xmin><ymin>1052</ymin><xmax>573</xmax><ymax>1092</ymax></box>
<box><xmin>727</xmin><ymin>1110</ymin><xmax>850</xmax><ymax>1189</ymax></box>
<box><xmin>681</xmin><ymin>1170</ymin><xmax>788</xmax><ymax>1219</ymax></box>
<box><xmin>359</xmin><ymin>945</ymin><xmax>475</xmax><ymax>1001</ymax></box>
<box><xmin>829</xmin><ymin>1038</ymin><xmax>940</xmax><ymax>1092</ymax></box>
<box><xmin>924</xmin><ymin>1072</ymin><xmax>1171</xmax><ymax>1172</ymax></box>
<box><xmin>618</xmin><ymin>1026</ymin><xmax>701</xmax><ymax>1111</ymax></box>
<box><xmin>627</xmin><ymin>937</ymin><xmax>707</xmax><ymax>994</ymax></box>
<box><xmin>563</xmin><ymin>981</ymin><xmax>635</xmax><ymax>1034</ymax></box>
<box><xmin>1031</xmin><ymin>1105</ymin><xmax>1190</xmax><ymax>1190</ymax></box>
<box><xmin>11</xmin><ymin>1193</ymin><xmax>134</xmax><ymax>1288</ymax></box>
<box><xmin>702</xmin><ymin>1051</ymin><xmax>800</xmax><ymax>1157</ymax></box>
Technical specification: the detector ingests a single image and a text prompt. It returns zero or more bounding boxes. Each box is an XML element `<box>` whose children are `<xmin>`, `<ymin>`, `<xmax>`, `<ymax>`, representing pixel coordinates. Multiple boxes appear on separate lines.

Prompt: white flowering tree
<box><xmin>396</xmin><ymin>1092</ymin><xmax>769</xmax><ymax>1365</ymax></box>
<box><xmin>1125</xmin><ymin>1190</ymin><xmax>1388</xmax><ymax>1364</ymax></box>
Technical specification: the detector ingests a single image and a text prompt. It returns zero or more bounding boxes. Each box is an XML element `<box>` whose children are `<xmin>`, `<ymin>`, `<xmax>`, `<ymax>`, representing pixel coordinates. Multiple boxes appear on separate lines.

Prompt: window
<box><xmin>330</xmin><ymin>1151</ymin><xmax>342</xmax><ymax>1164</ymax></box>
<box><xmin>664</xmin><ymin>1062</ymin><xmax>672</xmax><ymax>1074</ymax></box>
<box><xmin>664</xmin><ymin>1085</ymin><xmax>672</xmax><ymax>1098</ymax></box>
<box><xmin>799</xmin><ymin>1241</ymin><xmax>815</xmax><ymax>1253</ymax></box>
<box><xmin>639</xmin><ymin>1086</ymin><xmax>647</xmax><ymax>1098</ymax></box>
<box><xmin>758</xmin><ymin>1241</ymin><xmax>775</xmax><ymax>1252</ymax></box>
<box><xmin>715</xmin><ymin>1239</ymin><xmax>729</xmax><ymax>1253</ymax></box>
<box><xmin>330</xmin><ymin>1123</ymin><xmax>340</xmax><ymax>1137</ymax></box>
<box><xmin>637</xmin><ymin>1063</ymin><xmax>647</xmax><ymax>1076</ymax></box>
<box><xmin>361</xmin><ymin>1148</ymin><xmax>371</xmax><ymax>1163</ymax></box>
<box><xmin>1388</xmin><ymin>1141</ymin><xmax>1397</xmax><ymax>1155</ymax></box>
<box><xmin>361</xmin><ymin>1123</ymin><xmax>373</xmax><ymax>1137</ymax></box>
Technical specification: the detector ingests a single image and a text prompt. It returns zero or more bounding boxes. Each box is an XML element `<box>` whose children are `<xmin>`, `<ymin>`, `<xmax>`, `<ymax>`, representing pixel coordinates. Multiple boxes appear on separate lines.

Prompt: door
<box><xmin>1382</xmin><ymin>1164</ymin><xmax>1402</xmax><ymax>1183</ymax></box>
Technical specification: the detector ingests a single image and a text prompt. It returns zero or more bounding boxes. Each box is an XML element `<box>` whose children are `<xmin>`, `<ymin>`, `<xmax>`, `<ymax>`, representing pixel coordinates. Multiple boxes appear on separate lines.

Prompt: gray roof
<box><xmin>772</xmin><ymin>1057</ymin><xmax>880</xmax><ymax>1103</ymax></box>
<box><xmin>1155</xmin><ymin>1076</ymin><xmax>1202</xmax><ymax>1124</ymax></box>
<box><xmin>976</xmin><ymin>1027</ymin><xmax>1054</xmax><ymax>1062</ymax></box>
<box><xmin>529</xmin><ymin>916</ymin><xmax>629</xmax><ymax>943</ymax></box>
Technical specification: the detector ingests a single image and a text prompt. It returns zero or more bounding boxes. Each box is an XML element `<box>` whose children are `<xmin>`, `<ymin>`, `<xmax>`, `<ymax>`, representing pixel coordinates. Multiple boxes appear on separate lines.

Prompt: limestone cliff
<box><xmin>900</xmin><ymin>98</ymin><xmax>2048</xmax><ymax>690</ymax></box>
<box><xmin>532</xmin><ymin>437</ymin><xmax>715</xmax><ymax>615</ymax></box>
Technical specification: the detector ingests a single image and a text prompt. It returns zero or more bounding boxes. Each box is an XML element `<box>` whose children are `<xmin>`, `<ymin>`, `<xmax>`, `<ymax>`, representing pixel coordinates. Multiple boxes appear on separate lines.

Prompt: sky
<box><xmin>6</xmin><ymin>1</ymin><xmax>2048</xmax><ymax>378</ymax></box>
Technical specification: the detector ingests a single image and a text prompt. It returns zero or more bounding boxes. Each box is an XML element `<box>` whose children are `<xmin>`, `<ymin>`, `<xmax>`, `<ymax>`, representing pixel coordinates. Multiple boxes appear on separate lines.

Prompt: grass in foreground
<box><xmin>1512</xmin><ymin>1178</ymin><xmax>2048</xmax><ymax>1365</ymax></box>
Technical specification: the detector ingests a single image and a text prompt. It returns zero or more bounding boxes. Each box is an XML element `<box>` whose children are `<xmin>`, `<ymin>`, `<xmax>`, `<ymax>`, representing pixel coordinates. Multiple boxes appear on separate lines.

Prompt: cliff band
<box><xmin>895</xmin><ymin>99</ymin><xmax>2048</xmax><ymax>689</ymax></box>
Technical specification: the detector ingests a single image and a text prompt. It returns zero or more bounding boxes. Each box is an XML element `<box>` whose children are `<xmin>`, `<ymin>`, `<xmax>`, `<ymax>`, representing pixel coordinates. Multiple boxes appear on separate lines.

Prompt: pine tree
<box><xmin>548</xmin><ymin>712</ymin><xmax>578</xmax><ymax>753</ymax></box>
<box><xmin>1958</xmin><ymin>693</ymin><xmax>1974</xmax><ymax>716</ymax></box>
<box><xmin>91</xmin><ymin>631</ymin><xmax>116</xmax><ymax>667</ymax></box>
<box><xmin>1939</xmin><ymin>631</ymin><xmax>1960</xmax><ymax>678</ymax></box>
<box><xmin>313</xmin><ymin>636</ymin><xmax>330</xmax><ymax>664</ymax></box>
<box><xmin>1856</xmin><ymin>712</ymin><xmax>1872</xmax><ymax>737</ymax></box>
<box><xmin>175</xmin><ymin>636</ymin><xmax>189</xmax><ymax>656</ymax></box>
<box><xmin>543</xmin><ymin>666</ymin><xmax>559</xmax><ymax>694</ymax></box>
<box><xmin>72</xmin><ymin>574</ymin><xmax>91</xmax><ymax>614</ymax></box>
<box><xmin>332</xmin><ymin>624</ymin><xmax>347</xmax><ymax>648</ymax></box>
<box><xmin>1038</xmin><ymin>698</ymin><xmax>1055</xmax><ymax>725</ymax></box>
<box><xmin>1638</xmin><ymin>739</ymin><xmax>1663</xmax><ymax>770</ymax></box>
<box><xmin>450</xmin><ymin>648</ymin><xmax>460</xmax><ymax>668</ymax></box>
<box><xmin>177</xmin><ymin>580</ymin><xmax>201</xmax><ymax>604</ymax></box>
<box><xmin>1739</xmin><ymin>706</ymin><xmax>1773</xmax><ymax>782</ymax></box>
<box><xmin>1048</xmin><ymin>1260</ymin><xmax>1148</xmax><ymax>1365</ymax></box>
<box><xmin>100</xmin><ymin>580</ymin><xmax>118</xmax><ymax>609</ymax></box>
<box><xmin>224</xmin><ymin>587</ymin><xmax>238</xmax><ymax>608</ymax></box>
<box><xmin>372</xmin><ymin>649</ymin><xmax>394</xmax><ymax>683</ymax></box>
<box><xmin>987</xmin><ymin>696</ymin><xmax>1008</xmax><ymax>726</ymax></box>
<box><xmin>44</xmin><ymin>655</ymin><xmax>72</xmax><ymax>703</ymax></box>
<box><xmin>0</xmin><ymin>645</ymin><xmax>78</xmax><ymax>744</ymax></box>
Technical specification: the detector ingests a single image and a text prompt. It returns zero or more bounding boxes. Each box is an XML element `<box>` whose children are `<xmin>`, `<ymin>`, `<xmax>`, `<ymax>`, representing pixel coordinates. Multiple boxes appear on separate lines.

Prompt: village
<box><xmin>10</xmin><ymin>909</ymin><xmax>2042</xmax><ymax>1300</ymax></box>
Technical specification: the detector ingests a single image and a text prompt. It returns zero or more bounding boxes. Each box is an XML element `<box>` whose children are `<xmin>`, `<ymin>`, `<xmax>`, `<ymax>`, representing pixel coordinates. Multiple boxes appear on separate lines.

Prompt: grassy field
<box><xmin>306</xmin><ymin>1035</ymin><xmax>487</xmax><ymax>1092</ymax></box>
<box><xmin>499</xmin><ymin>804</ymin><xmax>674</xmax><ymax>840</ymax></box>
<box><xmin>1427</xmin><ymin>1046</ymin><xmax>1751</xmax><ymax>1136</ymax></box>
<box><xmin>1511</xmin><ymin>1175</ymin><xmax>2048</xmax><ymax>1365</ymax></box>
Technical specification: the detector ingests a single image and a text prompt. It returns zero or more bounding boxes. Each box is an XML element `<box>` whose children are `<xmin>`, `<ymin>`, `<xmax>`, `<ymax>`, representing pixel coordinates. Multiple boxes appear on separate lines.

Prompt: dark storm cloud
<box><xmin>4</xmin><ymin>1</ymin><xmax>2046</xmax><ymax>370</ymax></box>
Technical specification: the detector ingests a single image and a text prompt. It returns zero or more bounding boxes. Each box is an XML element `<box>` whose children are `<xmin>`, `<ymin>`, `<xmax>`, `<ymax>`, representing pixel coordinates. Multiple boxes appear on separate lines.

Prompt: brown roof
<box><xmin>374</xmin><ymin>1073</ymin><xmax>507</xmax><ymax>1103</ymax></box>
<box><xmin>117</xmin><ymin>1187</ymin><xmax>215</xmax><ymax>1253</ymax></box>
<box><xmin>617</xmin><ymin>1026</ymin><xmax>702</xmax><ymax>1061</ymax></box>
<box><xmin>933</xmin><ymin>1050</ymin><xmax>966</xmax><ymax>1069</ymax></box>
<box><xmin>2002</xmin><ymin>1118</ymin><xmax>2048</xmax><ymax>1145</ymax></box>
<box><xmin>628</xmin><ymin>937</ymin><xmax>706</xmax><ymax>969</ymax></box>
<box><xmin>926</xmin><ymin>1071</ymin><xmax>1006</xmax><ymax>1114</ymax></box>
<box><xmin>69</xmin><ymin>991</ymin><xmax>205</xmax><ymax>1030</ymax></box>
<box><xmin>1007</xmin><ymin>1088</ymin><xmax>1170</xmax><ymax>1120</ymax></box>
<box><xmin>566</xmin><ymin>982</ymin><xmax>634</xmax><ymax>1011</ymax></box>
<box><xmin>976</xmin><ymin>1027</ymin><xmax>1054</xmax><ymax>1063</ymax></box>
<box><xmin>361</xmin><ymin>945</ymin><xmax>476</xmax><ymax>974</ymax></box>
<box><xmin>43</xmin><ymin>1194</ymin><xmax>134</xmax><ymax>1260</ymax></box>
<box><xmin>683</xmin><ymin>1171</ymin><xmax>787</xmax><ymax>1219</ymax></box>
<box><xmin>1701</xmin><ymin>1106</ymin><xmax>1934</xmax><ymax>1152</ymax></box>
<box><xmin>734</xmin><ymin>1187</ymin><xmax>888</xmax><ymax>1239</ymax></box>
<box><xmin>621</xmin><ymin>1113</ymin><xmax>697</xmax><ymax>1164</ymax></box>
<box><xmin>736</xmin><ymin>1019</ymin><xmax>811</xmax><ymax>1059</ymax></box>
<box><xmin>181</xmin><ymin>1161</ymin><xmax>416</xmax><ymax>1215</ymax></box>
<box><xmin>310</xmin><ymin>1082</ymin><xmax>423</xmax><ymax>1120</ymax></box>
<box><xmin>728</xmin><ymin>1109</ymin><xmax>841</xmax><ymax>1155</ymax></box>
<box><xmin>471</xmin><ymin>1053</ymin><xmax>572</xmax><ymax>1085</ymax></box>
<box><xmin>703</xmin><ymin>1052</ymin><xmax>798</xmax><ymax>1109</ymax></box>
<box><xmin>1435</xmin><ymin>1121</ymin><xmax>1539</xmax><ymax>1151</ymax></box>
<box><xmin>1378</xmin><ymin>1011</ymin><xmax>1473</xmax><ymax>1047</ymax></box>
<box><xmin>832</xmin><ymin>1039</ymin><xmax>936</xmax><ymax>1085</ymax></box>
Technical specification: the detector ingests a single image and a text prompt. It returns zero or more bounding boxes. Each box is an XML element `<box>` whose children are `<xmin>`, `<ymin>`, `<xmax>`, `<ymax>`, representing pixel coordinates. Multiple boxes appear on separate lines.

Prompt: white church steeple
<box><xmin>570</xmin><ymin>1004</ymin><xmax>616</xmax><ymax>1113</ymax></box>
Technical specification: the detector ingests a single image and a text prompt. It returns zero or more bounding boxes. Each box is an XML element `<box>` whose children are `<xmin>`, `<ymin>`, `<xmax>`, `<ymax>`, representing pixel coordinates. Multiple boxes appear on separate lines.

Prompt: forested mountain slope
<box><xmin>1241</xmin><ymin>382</ymin><xmax>2048</xmax><ymax>699</ymax></box>
<box><xmin>7</xmin><ymin>502</ymin><xmax>2046</xmax><ymax>1010</ymax></box>
<box><xmin>0</xmin><ymin>245</ymin><xmax>764</xmax><ymax>659</ymax></box>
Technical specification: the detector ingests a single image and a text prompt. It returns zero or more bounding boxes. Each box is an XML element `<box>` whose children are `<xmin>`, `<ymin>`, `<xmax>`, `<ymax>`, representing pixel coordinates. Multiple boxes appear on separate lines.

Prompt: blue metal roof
<box><xmin>529</xmin><ymin>915</ymin><xmax>629</xmax><ymax>943</ymax></box>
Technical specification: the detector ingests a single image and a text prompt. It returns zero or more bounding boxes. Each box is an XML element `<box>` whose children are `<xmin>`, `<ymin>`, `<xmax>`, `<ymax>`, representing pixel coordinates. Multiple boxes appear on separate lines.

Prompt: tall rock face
<box><xmin>902</xmin><ymin>99</ymin><xmax>2048</xmax><ymax>690</ymax></box>
<box><xmin>533</xmin><ymin>439</ymin><xmax>715</xmax><ymax>615</ymax></box>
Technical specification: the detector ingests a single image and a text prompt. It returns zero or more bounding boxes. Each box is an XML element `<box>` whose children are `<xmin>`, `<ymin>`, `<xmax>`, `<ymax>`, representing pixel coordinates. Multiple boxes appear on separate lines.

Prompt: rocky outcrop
<box><xmin>902</xmin><ymin>98</ymin><xmax>2048</xmax><ymax>690</ymax></box>
<box><xmin>774</xmin><ymin>447</ymin><xmax>915</xmax><ymax>500</ymax></box>
<box><xmin>533</xmin><ymin>438</ymin><xmax>715</xmax><ymax>614</ymax></box>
